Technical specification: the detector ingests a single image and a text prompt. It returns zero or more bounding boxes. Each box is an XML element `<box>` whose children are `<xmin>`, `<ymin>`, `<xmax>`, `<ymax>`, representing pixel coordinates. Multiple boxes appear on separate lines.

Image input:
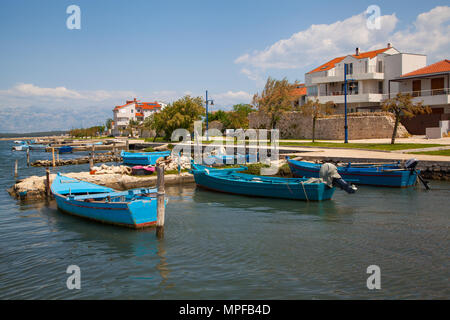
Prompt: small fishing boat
<box><xmin>131</xmin><ymin>165</ymin><xmax>155</xmax><ymax>175</ymax></box>
<box><xmin>190</xmin><ymin>163</ymin><xmax>340</xmax><ymax>201</ymax></box>
<box><xmin>121</xmin><ymin>150</ymin><xmax>171</xmax><ymax>165</ymax></box>
<box><xmin>51</xmin><ymin>173</ymin><xmax>165</xmax><ymax>228</ymax></box>
<box><xmin>287</xmin><ymin>158</ymin><xmax>420</xmax><ymax>188</ymax></box>
<box><xmin>28</xmin><ymin>144</ymin><xmax>49</xmax><ymax>150</ymax></box>
<box><xmin>57</xmin><ymin>146</ymin><xmax>73</xmax><ymax>154</ymax></box>
<box><xmin>12</xmin><ymin>144</ymin><xmax>29</xmax><ymax>151</ymax></box>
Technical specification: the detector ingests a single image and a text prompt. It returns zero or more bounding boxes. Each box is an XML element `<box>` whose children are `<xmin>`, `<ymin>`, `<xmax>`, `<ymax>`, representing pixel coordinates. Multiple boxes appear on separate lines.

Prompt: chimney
<box><xmin>387</xmin><ymin>43</ymin><xmax>392</xmax><ymax>48</ymax></box>
<box><xmin>355</xmin><ymin>47</ymin><xmax>360</xmax><ymax>56</ymax></box>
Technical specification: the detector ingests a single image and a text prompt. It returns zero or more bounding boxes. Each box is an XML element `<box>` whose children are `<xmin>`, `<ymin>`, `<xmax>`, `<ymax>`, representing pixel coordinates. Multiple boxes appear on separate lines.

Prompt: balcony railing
<box><xmin>410</xmin><ymin>88</ymin><xmax>450</xmax><ymax>97</ymax></box>
<box><xmin>325</xmin><ymin>64</ymin><xmax>383</xmax><ymax>78</ymax></box>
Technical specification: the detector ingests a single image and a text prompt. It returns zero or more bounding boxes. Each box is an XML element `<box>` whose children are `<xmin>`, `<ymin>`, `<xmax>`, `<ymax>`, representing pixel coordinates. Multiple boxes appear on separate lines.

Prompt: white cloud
<box><xmin>236</xmin><ymin>5</ymin><xmax>450</xmax><ymax>80</ymax></box>
<box><xmin>373</xmin><ymin>6</ymin><xmax>450</xmax><ymax>61</ymax></box>
<box><xmin>0</xmin><ymin>84</ymin><xmax>253</xmax><ymax>131</ymax></box>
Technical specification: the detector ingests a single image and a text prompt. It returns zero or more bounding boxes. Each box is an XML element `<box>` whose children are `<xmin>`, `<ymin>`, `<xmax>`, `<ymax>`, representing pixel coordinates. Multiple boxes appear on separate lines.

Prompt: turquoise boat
<box><xmin>190</xmin><ymin>163</ymin><xmax>336</xmax><ymax>201</ymax></box>
<box><xmin>287</xmin><ymin>159</ymin><xmax>419</xmax><ymax>188</ymax></box>
<box><xmin>51</xmin><ymin>173</ymin><xmax>165</xmax><ymax>228</ymax></box>
<box><xmin>121</xmin><ymin>150</ymin><xmax>171</xmax><ymax>165</ymax></box>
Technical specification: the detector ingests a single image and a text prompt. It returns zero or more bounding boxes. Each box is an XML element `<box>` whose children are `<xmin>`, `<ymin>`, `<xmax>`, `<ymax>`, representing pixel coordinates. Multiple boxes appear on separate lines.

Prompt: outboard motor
<box><xmin>319</xmin><ymin>163</ymin><xmax>357</xmax><ymax>194</ymax></box>
<box><xmin>405</xmin><ymin>158</ymin><xmax>430</xmax><ymax>190</ymax></box>
<box><xmin>405</xmin><ymin>158</ymin><xmax>419</xmax><ymax>170</ymax></box>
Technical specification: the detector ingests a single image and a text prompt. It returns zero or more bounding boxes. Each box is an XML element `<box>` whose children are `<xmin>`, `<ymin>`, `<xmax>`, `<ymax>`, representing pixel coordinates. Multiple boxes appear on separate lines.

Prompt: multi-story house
<box><xmin>304</xmin><ymin>43</ymin><xmax>427</xmax><ymax>113</ymax></box>
<box><xmin>390</xmin><ymin>59</ymin><xmax>450</xmax><ymax>134</ymax></box>
<box><xmin>112</xmin><ymin>98</ymin><xmax>166</xmax><ymax>135</ymax></box>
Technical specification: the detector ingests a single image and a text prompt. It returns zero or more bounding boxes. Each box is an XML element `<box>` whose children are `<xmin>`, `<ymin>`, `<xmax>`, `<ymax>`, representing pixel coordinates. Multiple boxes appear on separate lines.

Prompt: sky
<box><xmin>0</xmin><ymin>0</ymin><xmax>449</xmax><ymax>132</ymax></box>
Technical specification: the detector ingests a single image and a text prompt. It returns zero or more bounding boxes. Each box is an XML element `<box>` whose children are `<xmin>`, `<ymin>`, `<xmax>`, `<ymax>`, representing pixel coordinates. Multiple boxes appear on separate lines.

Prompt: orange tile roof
<box><xmin>401</xmin><ymin>60</ymin><xmax>450</xmax><ymax>78</ymax></box>
<box><xmin>290</xmin><ymin>84</ymin><xmax>307</xmax><ymax>97</ymax></box>
<box><xmin>113</xmin><ymin>99</ymin><xmax>162</xmax><ymax>111</ymax></box>
<box><xmin>138</xmin><ymin>102</ymin><xmax>161</xmax><ymax>110</ymax></box>
<box><xmin>308</xmin><ymin>47</ymin><xmax>390</xmax><ymax>74</ymax></box>
<box><xmin>135</xmin><ymin>112</ymin><xmax>144</xmax><ymax>117</ymax></box>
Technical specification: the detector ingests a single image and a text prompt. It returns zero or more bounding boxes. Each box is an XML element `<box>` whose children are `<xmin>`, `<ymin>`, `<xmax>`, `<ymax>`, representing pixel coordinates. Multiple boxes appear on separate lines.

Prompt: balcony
<box><xmin>310</xmin><ymin>65</ymin><xmax>384</xmax><ymax>84</ymax></box>
<box><xmin>403</xmin><ymin>88</ymin><xmax>450</xmax><ymax>106</ymax></box>
<box><xmin>312</xmin><ymin>92</ymin><xmax>384</xmax><ymax>104</ymax></box>
<box><xmin>312</xmin><ymin>88</ymin><xmax>450</xmax><ymax>106</ymax></box>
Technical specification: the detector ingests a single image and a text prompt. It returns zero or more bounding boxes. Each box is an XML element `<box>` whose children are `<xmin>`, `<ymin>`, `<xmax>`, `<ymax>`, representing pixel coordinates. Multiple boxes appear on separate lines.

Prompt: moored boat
<box><xmin>51</xmin><ymin>173</ymin><xmax>165</xmax><ymax>228</ymax></box>
<box><xmin>57</xmin><ymin>146</ymin><xmax>73</xmax><ymax>154</ymax></box>
<box><xmin>287</xmin><ymin>158</ymin><xmax>419</xmax><ymax>188</ymax></box>
<box><xmin>121</xmin><ymin>150</ymin><xmax>171</xmax><ymax>165</ymax></box>
<box><xmin>190</xmin><ymin>163</ymin><xmax>337</xmax><ymax>201</ymax></box>
<box><xmin>28</xmin><ymin>144</ymin><xmax>49</xmax><ymax>150</ymax></box>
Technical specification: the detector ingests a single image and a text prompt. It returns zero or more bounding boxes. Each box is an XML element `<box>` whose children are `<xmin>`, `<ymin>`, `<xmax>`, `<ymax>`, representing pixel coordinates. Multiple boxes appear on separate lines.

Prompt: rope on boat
<box><xmin>301</xmin><ymin>182</ymin><xmax>309</xmax><ymax>201</ymax></box>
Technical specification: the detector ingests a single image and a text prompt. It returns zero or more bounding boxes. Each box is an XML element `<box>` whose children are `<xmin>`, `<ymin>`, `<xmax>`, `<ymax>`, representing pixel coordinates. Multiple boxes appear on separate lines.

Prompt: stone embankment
<box><xmin>31</xmin><ymin>154</ymin><xmax>121</xmax><ymax>167</ymax></box>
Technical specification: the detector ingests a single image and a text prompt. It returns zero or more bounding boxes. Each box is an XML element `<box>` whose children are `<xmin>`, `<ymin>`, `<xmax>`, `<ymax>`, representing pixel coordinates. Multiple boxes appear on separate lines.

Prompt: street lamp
<box><xmin>343</xmin><ymin>64</ymin><xmax>355</xmax><ymax>144</ymax></box>
<box><xmin>205</xmin><ymin>90</ymin><xmax>214</xmax><ymax>141</ymax></box>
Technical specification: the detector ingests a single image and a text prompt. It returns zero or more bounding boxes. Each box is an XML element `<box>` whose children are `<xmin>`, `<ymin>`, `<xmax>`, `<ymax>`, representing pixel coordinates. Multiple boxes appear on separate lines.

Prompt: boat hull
<box><xmin>192</xmin><ymin>171</ymin><xmax>335</xmax><ymax>201</ymax></box>
<box><xmin>54</xmin><ymin>194</ymin><xmax>158</xmax><ymax>228</ymax></box>
<box><xmin>288</xmin><ymin>160</ymin><xmax>418</xmax><ymax>188</ymax></box>
<box><xmin>121</xmin><ymin>151</ymin><xmax>171</xmax><ymax>165</ymax></box>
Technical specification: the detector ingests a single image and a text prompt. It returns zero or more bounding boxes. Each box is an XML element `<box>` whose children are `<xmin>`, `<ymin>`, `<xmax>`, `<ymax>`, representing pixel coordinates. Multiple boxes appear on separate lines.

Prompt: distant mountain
<box><xmin>0</xmin><ymin>131</ymin><xmax>68</xmax><ymax>138</ymax></box>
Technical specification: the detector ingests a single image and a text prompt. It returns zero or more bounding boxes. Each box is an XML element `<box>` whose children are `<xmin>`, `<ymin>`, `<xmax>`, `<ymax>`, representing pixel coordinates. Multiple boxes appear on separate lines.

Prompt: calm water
<box><xmin>0</xmin><ymin>140</ymin><xmax>449</xmax><ymax>299</ymax></box>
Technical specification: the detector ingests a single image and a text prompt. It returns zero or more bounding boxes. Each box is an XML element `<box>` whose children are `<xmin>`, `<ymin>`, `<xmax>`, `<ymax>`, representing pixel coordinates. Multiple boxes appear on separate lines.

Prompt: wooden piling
<box><xmin>45</xmin><ymin>167</ymin><xmax>50</xmax><ymax>199</ymax></box>
<box><xmin>14</xmin><ymin>159</ymin><xmax>18</xmax><ymax>178</ymax></box>
<box><xmin>51</xmin><ymin>148</ymin><xmax>55</xmax><ymax>167</ymax></box>
<box><xmin>156</xmin><ymin>165</ymin><xmax>165</xmax><ymax>238</ymax></box>
<box><xmin>126</xmin><ymin>139</ymin><xmax>129</xmax><ymax>151</ymax></box>
<box><xmin>27</xmin><ymin>148</ymin><xmax>30</xmax><ymax>167</ymax></box>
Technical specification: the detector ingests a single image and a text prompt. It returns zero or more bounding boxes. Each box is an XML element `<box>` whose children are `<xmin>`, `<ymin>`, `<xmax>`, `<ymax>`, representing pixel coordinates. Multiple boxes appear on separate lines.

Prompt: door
<box><xmin>412</xmin><ymin>80</ymin><xmax>421</xmax><ymax>97</ymax></box>
<box><xmin>431</xmin><ymin>78</ymin><xmax>444</xmax><ymax>95</ymax></box>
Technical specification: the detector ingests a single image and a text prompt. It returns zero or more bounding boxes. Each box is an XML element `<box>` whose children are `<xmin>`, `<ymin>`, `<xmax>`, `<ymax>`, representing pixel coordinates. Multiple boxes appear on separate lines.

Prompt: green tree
<box><xmin>105</xmin><ymin>118</ymin><xmax>113</xmax><ymax>130</ymax></box>
<box><xmin>381</xmin><ymin>93</ymin><xmax>431</xmax><ymax>144</ymax></box>
<box><xmin>147</xmin><ymin>95</ymin><xmax>205</xmax><ymax>141</ymax></box>
<box><xmin>252</xmin><ymin>77</ymin><xmax>299</xmax><ymax>130</ymax></box>
<box><xmin>300</xmin><ymin>98</ymin><xmax>334</xmax><ymax>143</ymax></box>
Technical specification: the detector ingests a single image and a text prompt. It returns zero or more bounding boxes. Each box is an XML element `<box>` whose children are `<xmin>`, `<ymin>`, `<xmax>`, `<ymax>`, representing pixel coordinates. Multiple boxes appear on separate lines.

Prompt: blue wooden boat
<box><xmin>287</xmin><ymin>159</ymin><xmax>419</xmax><ymax>188</ymax></box>
<box><xmin>190</xmin><ymin>163</ymin><xmax>336</xmax><ymax>201</ymax></box>
<box><xmin>58</xmin><ymin>146</ymin><xmax>73</xmax><ymax>154</ymax></box>
<box><xmin>121</xmin><ymin>150</ymin><xmax>171</xmax><ymax>165</ymax></box>
<box><xmin>51</xmin><ymin>173</ymin><xmax>165</xmax><ymax>228</ymax></box>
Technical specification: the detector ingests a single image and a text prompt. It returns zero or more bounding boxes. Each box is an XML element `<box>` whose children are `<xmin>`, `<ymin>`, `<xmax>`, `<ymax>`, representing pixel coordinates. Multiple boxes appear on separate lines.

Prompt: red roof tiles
<box><xmin>308</xmin><ymin>47</ymin><xmax>391</xmax><ymax>74</ymax></box>
<box><xmin>401</xmin><ymin>60</ymin><xmax>450</xmax><ymax>78</ymax></box>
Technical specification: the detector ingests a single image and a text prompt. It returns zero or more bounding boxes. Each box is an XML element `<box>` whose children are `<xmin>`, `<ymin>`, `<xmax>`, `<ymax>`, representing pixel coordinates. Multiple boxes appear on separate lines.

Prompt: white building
<box><xmin>304</xmin><ymin>44</ymin><xmax>427</xmax><ymax>113</ymax></box>
<box><xmin>112</xmin><ymin>98</ymin><xmax>165</xmax><ymax>135</ymax></box>
<box><xmin>390</xmin><ymin>59</ymin><xmax>450</xmax><ymax>134</ymax></box>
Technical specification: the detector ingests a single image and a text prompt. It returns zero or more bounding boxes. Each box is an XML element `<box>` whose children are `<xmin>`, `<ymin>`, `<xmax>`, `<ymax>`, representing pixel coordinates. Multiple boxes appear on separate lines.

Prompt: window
<box><xmin>377</xmin><ymin>61</ymin><xmax>383</xmax><ymax>73</ymax></box>
<box><xmin>345</xmin><ymin>63</ymin><xmax>353</xmax><ymax>75</ymax></box>
<box><xmin>378</xmin><ymin>81</ymin><xmax>383</xmax><ymax>94</ymax></box>
<box><xmin>307</xmin><ymin>86</ymin><xmax>318</xmax><ymax>96</ymax></box>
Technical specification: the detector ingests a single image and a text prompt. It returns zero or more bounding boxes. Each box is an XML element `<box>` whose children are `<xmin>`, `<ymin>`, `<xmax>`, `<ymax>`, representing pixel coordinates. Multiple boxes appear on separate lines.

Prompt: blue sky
<box><xmin>0</xmin><ymin>0</ymin><xmax>449</xmax><ymax>132</ymax></box>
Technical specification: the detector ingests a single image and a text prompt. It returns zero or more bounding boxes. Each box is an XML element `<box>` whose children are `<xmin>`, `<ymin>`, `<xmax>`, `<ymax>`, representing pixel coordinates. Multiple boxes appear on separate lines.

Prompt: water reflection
<box><xmin>190</xmin><ymin>186</ymin><xmax>354</xmax><ymax>221</ymax></box>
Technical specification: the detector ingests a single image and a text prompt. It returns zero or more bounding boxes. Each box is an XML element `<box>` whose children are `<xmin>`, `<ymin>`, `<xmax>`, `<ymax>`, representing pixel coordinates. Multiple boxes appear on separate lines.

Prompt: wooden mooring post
<box><xmin>89</xmin><ymin>144</ymin><xmax>95</xmax><ymax>170</ymax></box>
<box><xmin>156</xmin><ymin>165</ymin><xmax>165</xmax><ymax>239</ymax></box>
<box><xmin>27</xmin><ymin>148</ymin><xmax>30</xmax><ymax>167</ymax></box>
<box><xmin>126</xmin><ymin>139</ymin><xmax>129</xmax><ymax>151</ymax></box>
<box><xmin>51</xmin><ymin>147</ymin><xmax>55</xmax><ymax>167</ymax></box>
<box><xmin>45</xmin><ymin>167</ymin><xmax>50</xmax><ymax>199</ymax></box>
<box><xmin>14</xmin><ymin>159</ymin><xmax>18</xmax><ymax>178</ymax></box>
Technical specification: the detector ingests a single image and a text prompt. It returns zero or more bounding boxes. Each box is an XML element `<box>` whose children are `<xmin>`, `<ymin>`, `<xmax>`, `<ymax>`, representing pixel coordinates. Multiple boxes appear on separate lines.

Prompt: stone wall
<box><xmin>248</xmin><ymin>112</ymin><xmax>409</xmax><ymax>139</ymax></box>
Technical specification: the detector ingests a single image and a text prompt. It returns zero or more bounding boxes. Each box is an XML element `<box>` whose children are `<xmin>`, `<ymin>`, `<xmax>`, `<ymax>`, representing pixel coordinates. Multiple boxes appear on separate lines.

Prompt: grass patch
<box><xmin>278</xmin><ymin>141</ymin><xmax>444</xmax><ymax>151</ymax></box>
<box><xmin>408</xmin><ymin>149</ymin><xmax>450</xmax><ymax>156</ymax></box>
